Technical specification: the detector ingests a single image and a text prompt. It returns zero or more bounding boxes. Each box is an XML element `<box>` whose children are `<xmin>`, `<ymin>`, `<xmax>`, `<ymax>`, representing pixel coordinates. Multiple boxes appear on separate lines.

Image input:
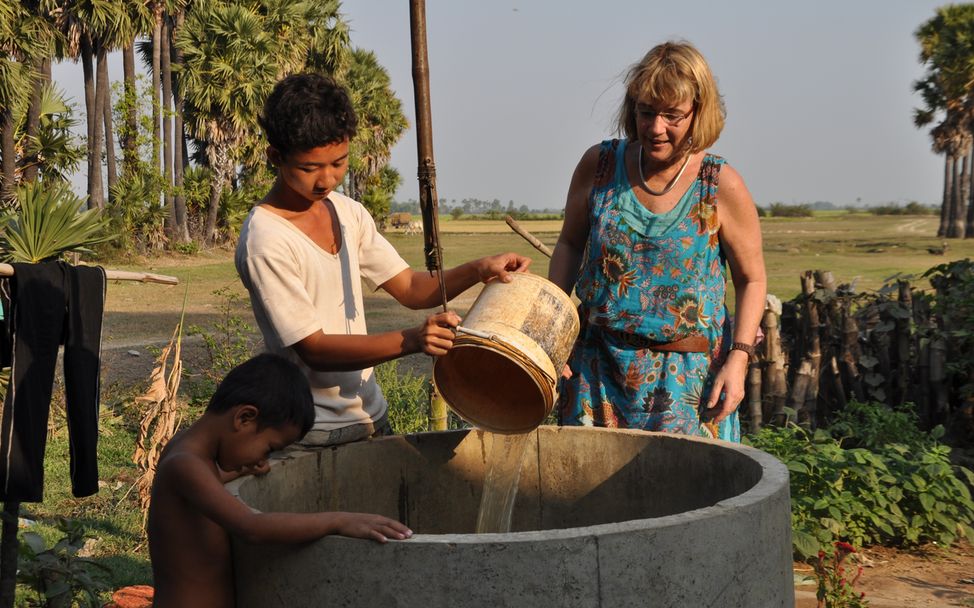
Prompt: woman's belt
<box><xmin>604</xmin><ymin>329</ymin><xmax>709</xmax><ymax>353</ymax></box>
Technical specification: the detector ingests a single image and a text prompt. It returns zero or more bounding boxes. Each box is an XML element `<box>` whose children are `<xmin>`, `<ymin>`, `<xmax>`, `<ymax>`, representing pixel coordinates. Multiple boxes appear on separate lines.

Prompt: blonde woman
<box><xmin>549</xmin><ymin>41</ymin><xmax>766</xmax><ymax>441</ymax></box>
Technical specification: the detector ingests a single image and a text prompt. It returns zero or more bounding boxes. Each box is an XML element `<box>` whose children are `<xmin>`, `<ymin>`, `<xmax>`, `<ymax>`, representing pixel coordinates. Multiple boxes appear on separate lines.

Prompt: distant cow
<box><xmin>404</xmin><ymin>220</ymin><xmax>422</xmax><ymax>235</ymax></box>
<box><xmin>388</xmin><ymin>212</ymin><xmax>413</xmax><ymax>228</ymax></box>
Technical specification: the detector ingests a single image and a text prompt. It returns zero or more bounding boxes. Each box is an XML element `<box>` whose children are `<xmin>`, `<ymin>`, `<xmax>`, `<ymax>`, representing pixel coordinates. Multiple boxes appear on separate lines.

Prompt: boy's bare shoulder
<box><xmin>155</xmin><ymin>439</ymin><xmax>217</xmax><ymax>489</ymax></box>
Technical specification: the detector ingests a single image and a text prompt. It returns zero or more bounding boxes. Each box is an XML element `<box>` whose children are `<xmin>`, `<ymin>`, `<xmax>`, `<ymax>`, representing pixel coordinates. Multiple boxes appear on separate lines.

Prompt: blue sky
<box><xmin>53</xmin><ymin>0</ymin><xmax>948</xmax><ymax>209</ymax></box>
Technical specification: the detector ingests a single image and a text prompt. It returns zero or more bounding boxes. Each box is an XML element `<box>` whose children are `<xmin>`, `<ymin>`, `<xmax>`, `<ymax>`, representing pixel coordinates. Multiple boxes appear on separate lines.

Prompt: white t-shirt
<box><xmin>235</xmin><ymin>193</ymin><xmax>410</xmax><ymax>430</ymax></box>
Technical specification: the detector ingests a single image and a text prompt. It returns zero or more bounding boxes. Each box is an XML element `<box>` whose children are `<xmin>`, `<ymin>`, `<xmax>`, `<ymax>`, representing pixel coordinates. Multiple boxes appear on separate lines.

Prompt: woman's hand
<box><xmin>403</xmin><ymin>311</ymin><xmax>461</xmax><ymax>356</ymax></box>
<box><xmin>474</xmin><ymin>253</ymin><xmax>531</xmax><ymax>283</ymax></box>
<box><xmin>703</xmin><ymin>350</ymin><xmax>750</xmax><ymax>424</ymax></box>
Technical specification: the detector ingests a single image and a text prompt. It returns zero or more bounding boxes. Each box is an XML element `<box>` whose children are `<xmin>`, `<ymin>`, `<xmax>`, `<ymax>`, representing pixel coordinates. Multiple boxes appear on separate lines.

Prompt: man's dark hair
<box><xmin>207</xmin><ymin>353</ymin><xmax>314</xmax><ymax>435</ymax></box>
<box><xmin>258</xmin><ymin>72</ymin><xmax>357</xmax><ymax>157</ymax></box>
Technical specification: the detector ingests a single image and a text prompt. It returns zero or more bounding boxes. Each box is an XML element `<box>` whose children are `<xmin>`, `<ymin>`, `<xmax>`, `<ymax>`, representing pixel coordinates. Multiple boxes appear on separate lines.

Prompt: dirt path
<box><xmin>895</xmin><ymin>218</ymin><xmax>931</xmax><ymax>234</ymax></box>
<box><xmin>794</xmin><ymin>543</ymin><xmax>974</xmax><ymax>607</ymax></box>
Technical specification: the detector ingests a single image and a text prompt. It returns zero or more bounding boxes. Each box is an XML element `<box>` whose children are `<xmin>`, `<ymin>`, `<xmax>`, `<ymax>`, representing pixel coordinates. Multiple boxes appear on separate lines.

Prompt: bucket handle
<box><xmin>456</xmin><ymin>325</ymin><xmax>496</xmax><ymax>341</ymax></box>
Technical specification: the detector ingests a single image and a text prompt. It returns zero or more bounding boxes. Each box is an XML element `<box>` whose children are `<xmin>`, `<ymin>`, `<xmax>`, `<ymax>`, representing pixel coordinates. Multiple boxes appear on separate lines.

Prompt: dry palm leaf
<box><xmin>133</xmin><ymin>287</ymin><xmax>188</xmax><ymax>524</ymax></box>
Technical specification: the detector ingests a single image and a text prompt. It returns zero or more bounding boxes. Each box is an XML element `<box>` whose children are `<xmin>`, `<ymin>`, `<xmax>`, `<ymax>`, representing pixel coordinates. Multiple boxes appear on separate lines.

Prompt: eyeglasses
<box><xmin>636</xmin><ymin>106</ymin><xmax>693</xmax><ymax>126</ymax></box>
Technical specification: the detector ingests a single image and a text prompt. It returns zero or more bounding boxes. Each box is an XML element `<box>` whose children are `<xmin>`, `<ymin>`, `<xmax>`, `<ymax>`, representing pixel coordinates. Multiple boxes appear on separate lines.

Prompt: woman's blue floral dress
<box><xmin>557</xmin><ymin>138</ymin><xmax>739</xmax><ymax>442</ymax></box>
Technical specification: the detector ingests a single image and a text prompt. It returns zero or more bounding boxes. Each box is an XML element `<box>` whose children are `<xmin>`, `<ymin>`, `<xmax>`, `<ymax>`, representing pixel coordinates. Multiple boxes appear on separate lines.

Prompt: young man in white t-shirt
<box><xmin>235</xmin><ymin>73</ymin><xmax>531</xmax><ymax>447</ymax></box>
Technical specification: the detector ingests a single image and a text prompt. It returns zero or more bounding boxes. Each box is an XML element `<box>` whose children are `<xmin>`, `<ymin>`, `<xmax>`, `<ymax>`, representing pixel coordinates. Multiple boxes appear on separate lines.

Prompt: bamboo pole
<box><xmin>915</xmin><ymin>297</ymin><xmax>933</xmax><ymax>427</ymax></box>
<box><xmin>0</xmin><ymin>264</ymin><xmax>178</xmax><ymax>285</ymax></box>
<box><xmin>894</xmin><ymin>281</ymin><xmax>913</xmax><ymax>407</ymax></box>
<box><xmin>760</xmin><ymin>295</ymin><xmax>788</xmax><ymax>425</ymax></box>
<box><xmin>814</xmin><ymin>270</ymin><xmax>845</xmax><ymax>417</ymax></box>
<box><xmin>409</xmin><ymin>0</ymin><xmax>447</xmax><ymax>310</ymax></box>
<box><xmin>429</xmin><ymin>386</ymin><xmax>448</xmax><ymax>432</ymax></box>
<box><xmin>840</xmin><ymin>307</ymin><xmax>866</xmax><ymax>402</ymax></box>
<box><xmin>798</xmin><ymin>272</ymin><xmax>822</xmax><ymax>427</ymax></box>
<box><xmin>746</xmin><ymin>351</ymin><xmax>763</xmax><ymax>431</ymax></box>
<box><xmin>929</xmin><ymin>330</ymin><xmax>949</xmax><ymax>424</ymax></box>
<box><xmin>505</xmin><ymin>215</ymin><xmax>553</xmax><ymax>258</ymax></box>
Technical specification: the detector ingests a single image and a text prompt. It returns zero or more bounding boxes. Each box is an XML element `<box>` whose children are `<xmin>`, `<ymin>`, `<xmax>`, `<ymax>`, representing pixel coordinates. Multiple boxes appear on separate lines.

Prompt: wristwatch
<box><xmin>730</xmin><ymin>342</ymin><xmax>755</xmax><ymax>357</ymax></box>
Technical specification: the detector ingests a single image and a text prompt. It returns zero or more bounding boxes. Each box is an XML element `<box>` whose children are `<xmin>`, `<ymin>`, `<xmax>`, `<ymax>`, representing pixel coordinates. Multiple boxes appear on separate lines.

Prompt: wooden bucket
<box><xmin>433</xmin><ymin>273</ymin><xmax>579</xmax><ymax>434</ymax></box>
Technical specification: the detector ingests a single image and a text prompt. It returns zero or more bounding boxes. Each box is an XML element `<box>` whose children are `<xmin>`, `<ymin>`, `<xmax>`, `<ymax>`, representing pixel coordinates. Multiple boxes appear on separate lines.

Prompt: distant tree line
<box><xmin>757</xmin><ymin>201</ymin><xmax>938</xmax><ymax>218</ymax></box>
<box><xmin>390</xmin><ymin>197</ymin><xmax>564</xmax><ymax>220</ymax></box>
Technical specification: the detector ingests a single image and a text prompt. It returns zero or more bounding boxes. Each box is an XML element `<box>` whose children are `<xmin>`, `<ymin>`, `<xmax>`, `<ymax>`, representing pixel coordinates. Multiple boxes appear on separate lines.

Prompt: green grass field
<box><xmin>103</xmin><ymin>212</ymin><xmax>974</xmax><ymax>346</ymax></box>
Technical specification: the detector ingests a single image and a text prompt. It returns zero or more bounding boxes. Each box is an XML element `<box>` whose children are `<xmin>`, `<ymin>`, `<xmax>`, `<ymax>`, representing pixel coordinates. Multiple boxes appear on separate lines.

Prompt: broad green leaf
<box><xmin>792</xmin><ymin>529</ymin><xmax>820</xmax><ymax>559</ymax></box>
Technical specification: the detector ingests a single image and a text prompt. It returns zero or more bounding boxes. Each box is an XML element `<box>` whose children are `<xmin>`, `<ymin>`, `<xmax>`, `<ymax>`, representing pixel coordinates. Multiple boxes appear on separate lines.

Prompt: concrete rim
<box><xmin>227</xmin><ymin>426</ymin><xmax>789</xmax><ymax>544</ymax></box>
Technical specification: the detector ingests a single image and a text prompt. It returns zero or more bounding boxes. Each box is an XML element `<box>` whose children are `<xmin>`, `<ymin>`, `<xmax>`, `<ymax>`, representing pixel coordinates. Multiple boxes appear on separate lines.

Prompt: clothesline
<box><xmin>0</xmin><ymin>264</ymin><xmax>178</xmax><ymax>285</ymax></box>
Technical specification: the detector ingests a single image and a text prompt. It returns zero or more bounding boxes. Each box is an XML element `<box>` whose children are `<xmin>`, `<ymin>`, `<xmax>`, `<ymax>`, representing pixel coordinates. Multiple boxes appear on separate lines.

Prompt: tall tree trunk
<box><xmin>173</xmin><ymin>115</ymin><xmax>189</xmax><ymax>243</ymax></box>
<box><xmin>122</xmin><ymin>42</ymin><xmax>139</xmax><ymax>173</ymax></box>
<box><xmin>0</xmin><ymin>107</ymin><xmax>16</xmax><ymax>210</ymax></box>
<box><xmin>955</xmin><ymin>152</ymin><xmax>970</xmax><ymax>238</ymax></box>
<box><xmin>82</xmin><ymin>37</ymin><xmax>105</xmax><ymax>209</ymax></box>
<box><xmin>947</xmin><ymin>154</ymin><xmax>963</xmax><ymax>238</ymax></box>
<box><xmin>966</xmin><ymin>144</ymin><xmax>974</xmax><ymax>238</ymax></box>
<box><xmin>152</xmin><ymin>5</ymin><xmax>163</xmax><ymax>173</ymax></box>
<box><xmin>172</xmin><ymin>10</ymin><xmax>190</xmax><ymax>243</ymax></box>
<box><xmin>938</xmin><ymin>154</ymin><xmax>951</xmax><ymax>237</ymax></box>
<box><xmin>205</xmin><ymin>144</ymin><xmax>232</xmax><ymax>245</ymax></box>
<box><xmin>99</xmin><ymin>50</ymin><xmax>117</xmax><ymax>203</ymax></box>
<box><xmin>22</xmin><ymin>57</ymin><xmax>50</xmax><ymax>183</ymax></box>
<box><xmin>161</xmin><ymin>17</ymin><xmax>175</xmax><ymax>240</ymax></box>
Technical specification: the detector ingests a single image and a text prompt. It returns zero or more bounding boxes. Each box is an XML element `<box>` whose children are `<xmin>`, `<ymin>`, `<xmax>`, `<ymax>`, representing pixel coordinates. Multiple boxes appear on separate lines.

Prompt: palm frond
<box><xmin>0</xmin><ymin>181</ymin><xmax>115</xmax><ymax>263</ymax></box>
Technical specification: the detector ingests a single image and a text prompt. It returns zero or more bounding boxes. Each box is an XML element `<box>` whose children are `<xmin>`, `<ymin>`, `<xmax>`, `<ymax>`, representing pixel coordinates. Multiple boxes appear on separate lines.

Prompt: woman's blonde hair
<box><xmin>616</xmin><ymin>41</ymin><xmax>725</xmax><ymax>153</ymax></box>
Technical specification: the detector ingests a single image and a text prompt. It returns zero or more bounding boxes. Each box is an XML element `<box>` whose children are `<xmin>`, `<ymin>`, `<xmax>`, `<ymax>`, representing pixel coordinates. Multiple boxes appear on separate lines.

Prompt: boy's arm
<box><xmin>291</xmin><ymin>310</ymin><xmax>461</xmax><ymax>371</ymax></box>
<box><xmin>379</xmin><ymin>253</ymin><xmax>531</xmax><ymax>310</ymax></box>
<box><xmin>161</xmin><ymin>453</ymin><xmax>412</xmax><ymax>544</ymax></box>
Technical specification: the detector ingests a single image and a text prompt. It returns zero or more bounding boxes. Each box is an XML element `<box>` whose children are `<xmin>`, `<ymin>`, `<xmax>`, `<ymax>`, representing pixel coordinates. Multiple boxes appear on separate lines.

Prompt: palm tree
<box><xmin>119</xmin><ymin>1</ymin><xmax>151</xmax><ymax>173</ymax></box>
<box><xmin>344</xmin><ymin>48</ymin><xmax>407</xmax><ymax>217</ymax></box>
<box><xmin>169</xmin><ymin>7</ymin><xmax>191</xmax><ymax>243</ymax></box>
<box><xmin>913</xmin><ymin>5</ymin><xmax>974</xmax><ymax>238</ymax></box>
<box><xmin>296</xmin><ymin>0</ymin><xmax>350</xmax><ymax>79</ymax></box>
<box><xmin>57</xmin><ymin>0</ymin><xmax>124</xmax><ymax>209</ymax></box>
<box><xmin>0</xmin><ymin>0</ymin><xmax>56</xmax><ymax>207</ymax></box>
<box><xmin>176</xmin><ymin>1</ymin><xmax>278</xmax><ymax>244</ymax></box>
<box><xmin>176</xmin><ymin>0</ymin><xmax>352</xmax><ymax>245</ymax></box>
<box><xmin>14</xmin><ymin>82</ymin><xmax>86</xmax><ymax>182</ymax></box>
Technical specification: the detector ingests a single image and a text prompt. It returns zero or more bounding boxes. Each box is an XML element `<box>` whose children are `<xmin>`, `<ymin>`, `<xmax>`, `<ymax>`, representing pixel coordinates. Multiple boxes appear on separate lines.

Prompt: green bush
<box><xmin>375</xmin><ymin>361</ymin><xmax>432</xmax><ymax>434</ymax></box>
<box><xmin>869</xmin><ymin>202</ymin><xmax>935</xmax><ymax>216</ymax></box>
<box><xmin>186</xmin><ymin>288</ymin><xmax>259</xmax><ymax>404</ymax></box>
<box><xmin>746</xmin><ymin>402</ymin><xmax>974</xmax><ymax>559</ymax></box>
<box><xmin>769</xmin><ymin>202</ymin><xmax>813</xmax><ymax>217</ymax></box>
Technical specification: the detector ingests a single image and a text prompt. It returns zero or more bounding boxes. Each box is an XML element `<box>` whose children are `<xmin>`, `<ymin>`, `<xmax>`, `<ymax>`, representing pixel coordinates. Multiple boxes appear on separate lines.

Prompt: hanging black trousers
<box><xmin>0</xmin><ymin>262</ymin><xmax>106</xmax><ymax>502</ymax></box>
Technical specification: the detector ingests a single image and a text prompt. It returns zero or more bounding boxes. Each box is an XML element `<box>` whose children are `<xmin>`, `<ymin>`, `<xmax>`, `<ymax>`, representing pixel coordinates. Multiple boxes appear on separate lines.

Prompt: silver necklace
<box><xmin>639</xmin><ymin>144</ymin><xmax>692</xmax><ymax>196</ymax></box>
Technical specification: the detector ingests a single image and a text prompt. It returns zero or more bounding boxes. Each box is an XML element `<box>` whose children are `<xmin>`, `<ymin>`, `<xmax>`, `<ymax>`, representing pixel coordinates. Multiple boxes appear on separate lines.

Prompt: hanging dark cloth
<box><xmin>0</xmin><ymin>262</ymin><xmax>106</xmax><ymax>502</ymax></box>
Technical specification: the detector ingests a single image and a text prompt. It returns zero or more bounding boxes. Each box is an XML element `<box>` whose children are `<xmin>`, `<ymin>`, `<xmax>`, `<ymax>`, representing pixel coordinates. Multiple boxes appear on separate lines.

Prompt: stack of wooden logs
<box><xmin>745</xmin><ymin>266</ymin><xmax>971</xmax><ymax>442</ymax></box>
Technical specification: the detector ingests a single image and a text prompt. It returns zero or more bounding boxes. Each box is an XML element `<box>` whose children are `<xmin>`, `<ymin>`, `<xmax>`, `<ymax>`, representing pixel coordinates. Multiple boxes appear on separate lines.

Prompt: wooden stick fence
<box><xmin>748</xmin><ymin>267</ymin><xmax>972</xmax><ymax>442</ymax></box>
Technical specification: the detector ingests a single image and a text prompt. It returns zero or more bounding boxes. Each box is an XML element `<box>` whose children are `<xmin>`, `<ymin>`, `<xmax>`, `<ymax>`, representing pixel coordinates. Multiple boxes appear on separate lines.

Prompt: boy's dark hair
<box><xmin>207</xmin><ymin>353</ymin><xmax>314</xmax><ymax>435</ymax></box>
<box><xmin>258</xmin><ymin>72</ymin><xmax>358</xmax><ymax>157</ymax></box>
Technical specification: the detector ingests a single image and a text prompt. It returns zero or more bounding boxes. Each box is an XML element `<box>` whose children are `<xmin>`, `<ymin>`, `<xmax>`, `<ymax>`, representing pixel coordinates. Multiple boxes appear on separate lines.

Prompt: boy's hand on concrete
<box><xmin>404</xmin><ymin>311</ymin><xmax>461</xmax><ymax>356</ymax></box>
<box><xmin>475</xmin><ymin>253</ymin><xmax>531</xmax><ymax>283</ymax></box>
<box><xmin>239</xmin><ymin>460</ymin><xmax>271</xmax><ymax>477</ymax></box>
<box><xmin>333</xmin><ymin>512</ymin><xmax>413</xmax><ymax>543</ymax></box>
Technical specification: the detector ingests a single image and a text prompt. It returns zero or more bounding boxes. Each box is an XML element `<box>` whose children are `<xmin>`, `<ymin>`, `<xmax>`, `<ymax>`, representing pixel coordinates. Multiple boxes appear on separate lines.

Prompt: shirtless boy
<box><xmin>148</xmin><ymin>353</ymin><xmax>411</xmax><ymax>608</ymax></box>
